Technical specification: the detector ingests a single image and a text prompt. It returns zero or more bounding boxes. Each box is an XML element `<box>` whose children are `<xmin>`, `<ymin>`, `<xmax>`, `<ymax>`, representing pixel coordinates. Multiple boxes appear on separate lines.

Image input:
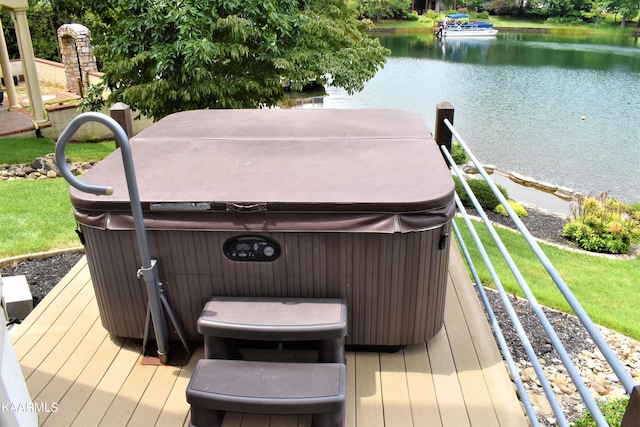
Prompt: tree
<box><xmin>486</xmin><ymin>0</ymin><xmax>522</xmax><ymax>15</ymax></box>
<box><xmin>607</xmin><ymin>0</ymin><xmax>639</xmax><ymax>26</ymax></box>
<box><xmin>528</xmin><ymin>0</ymin><xmax>578</xmax><ymax>17</ymax></box>
<box><xmin>353</xmin><ymin>0</ymin><xmax>411</xmax><ymax>21</ymax></box>
<box><xmin>580</xmin><ymin>0</ymin><xmax>609</xmax><ymax>25</ymax></box>
<box><xmin>86</xmin><ymin>0</ymin><xmax>389</xmax><ymax>120</ymax></box>
<box><xmin>616</xmin><ymin>0</ymin><xmax>639</xmax><ymax>26</ymax></box>
<box><xmin>463</xmin><ymin>0</ymin><xmax>490</xmax><ymax>12</ymax></box>
<box><xmin>1</xmin><ymin>0</ymin><xmax>74</xmax><ymax>61</ymax></box>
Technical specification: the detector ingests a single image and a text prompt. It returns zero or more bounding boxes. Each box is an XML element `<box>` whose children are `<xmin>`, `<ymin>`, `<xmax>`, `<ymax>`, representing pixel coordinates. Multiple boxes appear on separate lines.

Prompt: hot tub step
<box><xmin>187</xmin><ymin>359</ymin><xmax>346</xmax><ymax>427</ymax></box>
<box><xmin>198</xmin><ymin>297</ymin><xmax>347</xmax><ymax>363</ymax></box>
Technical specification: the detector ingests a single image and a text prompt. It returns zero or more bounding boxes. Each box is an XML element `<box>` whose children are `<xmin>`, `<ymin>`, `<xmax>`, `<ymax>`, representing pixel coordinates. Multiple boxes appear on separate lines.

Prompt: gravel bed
<box><xmin>1</xmin><ymin>252</ymin><xmax>84</xmax><ymax>309</ymax></box>
<box><xmin>466</xmin><ymin>205</ymin><xmax>570</xmax><ymax>247</ymax></box>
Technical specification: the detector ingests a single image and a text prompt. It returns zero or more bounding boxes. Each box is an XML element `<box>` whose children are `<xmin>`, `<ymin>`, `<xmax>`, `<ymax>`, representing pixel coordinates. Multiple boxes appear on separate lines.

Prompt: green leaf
<box><xmin>87</xmin><ymin>0</ymin><xmax>388</xmax><ymax>120</ymax></box>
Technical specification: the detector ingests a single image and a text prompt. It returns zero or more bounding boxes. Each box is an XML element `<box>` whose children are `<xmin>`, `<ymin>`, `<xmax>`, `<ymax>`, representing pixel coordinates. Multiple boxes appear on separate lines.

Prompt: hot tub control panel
<box><xmin>223</xmin><ymin>235</ymin><xmax>281</xmax><ymax>262</ymax></box>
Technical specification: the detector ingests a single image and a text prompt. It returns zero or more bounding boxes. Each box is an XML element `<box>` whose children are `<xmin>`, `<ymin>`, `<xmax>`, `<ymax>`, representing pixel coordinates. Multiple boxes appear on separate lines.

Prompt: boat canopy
<box><xmin>446</xmin><ymin>13</ymin><xmax>470</xmax><ymax>19</ymax></box>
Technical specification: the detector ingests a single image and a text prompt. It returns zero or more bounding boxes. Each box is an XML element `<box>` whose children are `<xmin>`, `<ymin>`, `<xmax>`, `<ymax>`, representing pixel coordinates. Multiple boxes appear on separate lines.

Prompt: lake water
<box><xmin>307</xmin><ymin>32</ymin><xmax>640</xmax><ymax>204</ymax></box>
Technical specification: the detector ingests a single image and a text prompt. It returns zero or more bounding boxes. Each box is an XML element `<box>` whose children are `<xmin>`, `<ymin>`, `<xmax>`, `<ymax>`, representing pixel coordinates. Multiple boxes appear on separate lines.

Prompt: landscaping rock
<box><xmin>0</xmin><ymin>153</ymin><xmax>97</xmax><ymax>181</ymax></box>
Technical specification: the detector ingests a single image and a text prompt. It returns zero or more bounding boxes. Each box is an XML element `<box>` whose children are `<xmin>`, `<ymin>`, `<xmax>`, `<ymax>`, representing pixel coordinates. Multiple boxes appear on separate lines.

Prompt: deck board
<box><xmin>22</xmin><ymin>293</ymin><xmax>97</xmax><ymax>399</ymax></box>
<box><xmin>403</xmin><ymin>343</ymin><xmax>441</xmax><ymax>427</ymax></box>
<box><xmin>41</xmin><ymin>335</ymin><xmax>125</xmax><ymax>426</ymax></box>
<box><xmin>379</xmin><ymin>351</ymin><xmax>413</xmax><ymax>427</ymax></box>
<box><xmin>155</xmin><ymin>348</ymin><xmax>202</xmax><ymax>427</ymax></box>
<box><xmin>70</xmin><ymin>338</ymin><xmax>141</xmax><ymax>426</ymax></box>
<box><xmin>426</xmin><ymin>325</ymin><xmax>471</xmax><ymax>427</ymax></box>
<box><xmin>34</xmin><ymin>316</ymin><xmax>108</xmax><ymax>425</ymax></box>
<box><xmin>447</xmin><ymin>243</ymin><xmax>528</xmax><ymax>427</ymax></box>
<box><xmin>10</xmin><ymin>248</ymin><xmax>528</xmax><ymax>426</ymax></box>
<box><xmin>12</xmin><ymin>263</ymin><xmax>91</xmax><ymax>358</ymax></box>
<box><xmin>128</xmin><ymin>364</ymin><xmax>175</xmax><ymax>426</ymax></box>
<box><xmin>354</xmin><ymin>352</ymin><xmax>385</xmax><ymax>427</ymax></box>
<box><xmin>100</xmin><ymin>354</ymin><xmax>156</xmax><ymax>426</ymax></box>
<box><xmin>444</xmin><ymin>284</ymin><xmax>500</xmax><ymax>426</ymax></box>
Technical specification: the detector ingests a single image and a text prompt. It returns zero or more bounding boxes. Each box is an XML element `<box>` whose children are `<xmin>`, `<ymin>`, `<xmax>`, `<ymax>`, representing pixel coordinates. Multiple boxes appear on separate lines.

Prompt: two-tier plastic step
<box><xmin>197</xmin><ymin>297</ymin><xmax>348</xmax><ymax>363</ymax></box>
<box><xmin>187</xmin><ymin>359</ymin><xmax>346</xmax><ymax>427</ymax></box>
<box><xmin>187</xmin><ymin>297</ymin><xmax>348</xmax><ymax>427</ymax></box>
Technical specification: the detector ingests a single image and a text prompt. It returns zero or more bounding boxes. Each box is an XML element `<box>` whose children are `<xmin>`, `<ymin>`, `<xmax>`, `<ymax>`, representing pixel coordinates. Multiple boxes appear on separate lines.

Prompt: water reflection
<box><xmin>437</xmin><ymin>37</ymin><xmax>497</xmax><ymax>63</ymax></box>
<box><xmin>377</xmin><ymin>32</ymin><xmax>640</xmax><ymax>71</ymax></box>
<box><xmin>317</xmin><ymin>32</ymin><xmax>640</xmax><ymax>203</ymax></box>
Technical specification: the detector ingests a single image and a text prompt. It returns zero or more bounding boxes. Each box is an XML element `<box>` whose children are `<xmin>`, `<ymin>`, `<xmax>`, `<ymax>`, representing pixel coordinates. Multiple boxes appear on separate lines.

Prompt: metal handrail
<box><xmin>55</xmin><ymin>112</ymin><xmax>172</xmax><ymax>363</ymax></box>
<box><xmin>445</xmin><ymin>153</ymin><xmax>570</xmax><ymax>425</ymax></box>
<box><xmin>451</xmin><ymin>204</ymin><xmax>542</xmax><ymax>425</ymax></box>
<box><xmin>439</xmin><ymin>118</ymin><xmax>638</xmax><ymax>426</ymax></box>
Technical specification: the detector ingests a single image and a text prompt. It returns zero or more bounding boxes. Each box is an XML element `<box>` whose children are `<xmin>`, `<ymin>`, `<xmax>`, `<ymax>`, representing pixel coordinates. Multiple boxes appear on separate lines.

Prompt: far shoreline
<box><xmin>368</xmin><ymin>17</ymin><xmax>640</xmax><ymax>37</ymax></box>
<box><xmin>370</xmin><ymin>26</ymin><xmax>557</xmax><ymax>34</ymax></box>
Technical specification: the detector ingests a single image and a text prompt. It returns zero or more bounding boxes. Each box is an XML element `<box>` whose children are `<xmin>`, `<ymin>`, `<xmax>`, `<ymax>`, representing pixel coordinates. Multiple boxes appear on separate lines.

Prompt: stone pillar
<box><xmin>12</xmin><ymin>8</ymin><xmax>47</xmax><ymax>124</ymax></box>
<box><xmin>57</xmin><ymin>24</ymin><xmax>98</xmax><ymax>96</ymax></box>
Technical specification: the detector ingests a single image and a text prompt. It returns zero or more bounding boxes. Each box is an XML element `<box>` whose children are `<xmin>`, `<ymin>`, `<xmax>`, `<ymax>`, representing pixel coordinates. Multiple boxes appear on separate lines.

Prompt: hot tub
<box><xmin>70</xmin><ymin>109</ymin><xmax>455</xmax><ymax>347</ymax></box>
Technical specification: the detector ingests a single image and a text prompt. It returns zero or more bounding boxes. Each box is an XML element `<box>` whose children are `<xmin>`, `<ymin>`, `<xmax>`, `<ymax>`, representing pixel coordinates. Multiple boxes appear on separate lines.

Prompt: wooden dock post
<box><xmin>110</xmin><ymin>102</ymin><xmax>134</xmax><ymax>148</ymax></box>
<box><xmin>434</xmin><ymin>101</ymin><xmax>454</xmax><ymax>164</ymax></box>
<box><xmin>621</xmin><ymin>385</ymin><xmax>640</xmax><ymax>427</ymax></box>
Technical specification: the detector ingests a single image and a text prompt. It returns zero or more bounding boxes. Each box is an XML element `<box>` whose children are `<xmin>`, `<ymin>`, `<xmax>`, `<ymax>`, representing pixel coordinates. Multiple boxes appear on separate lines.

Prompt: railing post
<box><xmin>621</xmin><ymin>386</ymin><xmax>640</xmax><ymax>427</ymax></box>
<box><xmin>434</xmin><ymin>101</ymin><xmax>455</xmax><ymax>162</ymax></box>
<box><xmin>110</xmin><ymin>102</ymin><xmax>134</xmax><ymax>148</ymax></box>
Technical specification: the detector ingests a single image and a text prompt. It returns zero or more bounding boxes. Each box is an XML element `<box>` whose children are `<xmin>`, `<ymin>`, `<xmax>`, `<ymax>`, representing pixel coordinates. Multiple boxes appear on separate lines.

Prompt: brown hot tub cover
<box><xmin>71</xmin><ymin>109</ymin><xmax>455</xmax><ymax>233</ymax></box>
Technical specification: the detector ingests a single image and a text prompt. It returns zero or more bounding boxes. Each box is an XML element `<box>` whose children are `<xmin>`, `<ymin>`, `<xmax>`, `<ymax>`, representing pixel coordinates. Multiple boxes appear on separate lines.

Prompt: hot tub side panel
<box><xmin>81</xmin><ymin>225</ymin><xmax>451</xmax><ymax>347</ymax></box>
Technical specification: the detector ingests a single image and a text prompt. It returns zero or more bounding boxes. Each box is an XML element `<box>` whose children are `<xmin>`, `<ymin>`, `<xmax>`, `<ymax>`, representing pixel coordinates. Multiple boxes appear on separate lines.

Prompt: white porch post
<box><xmin>0</xmin><ymin>14</ymin><xmax>20</xmax><ymax>109</ymax></box>
<box><xmin>11</xmin><ymin>7</ymin><xmax>47</xmax><ymax>124</ymax></box>
<box><xmin>0</xmin><ymin>277</ymin><xmax>38</xmax><ymax>427</ymax></box>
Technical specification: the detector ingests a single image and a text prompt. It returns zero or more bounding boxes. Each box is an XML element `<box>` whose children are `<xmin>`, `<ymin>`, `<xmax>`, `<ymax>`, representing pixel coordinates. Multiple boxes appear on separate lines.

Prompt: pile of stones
<box><xmin>460</xmin><ymin>163</ymin><xmax>582</xmax><ymax>200</ymax></box>
<box><xmin>0</xmin><ymin>153</ymin><xmax>97</xmax><ymax>181</ymax></box>
<box><xmin>517</xmin><ymin>327</ymin><xmax>640</xmax><ymax>424</ymax></box>
<box><xmin>482</xmin><ymin>288</ymin><xmax>640</xmax><ymax>424</ymax></box>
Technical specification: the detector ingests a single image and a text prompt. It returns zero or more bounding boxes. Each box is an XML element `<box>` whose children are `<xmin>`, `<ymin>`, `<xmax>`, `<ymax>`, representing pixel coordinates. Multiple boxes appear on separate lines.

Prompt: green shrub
<box><xmin>418</xmin><ymin>16</ymin><xmax>435</xmax><ymax>26</ymax></box>
<box><xmin>454</xmin><ymin>176</ymin><xmax>508</xmax><ymax>211</ymax></box>
<box><xmin>354</xmin><ymin>0</ymin><xmax>411</xmax><ymax>20</ymax></box>
<box><xmin>423</xmin><ymin>10</ymin><xmax>441</xmax><ymax>19</ymax></box>
<box><xmin>546</xmin><ymin>15</ymin><xmax>584</xmax><ymax>25</ymax></box>
<box><xmin>450</xmin><ymin>142</ymin><xmax>469</xmax><ymax>165</ymax></box>
<box><xmin>494</xmin><ymin>200</ymin><xmax>528</xmax><ymax>218</ymax></box>
<box><xmin>406</xmin><ymin>11</ymin><xmax>419</xmax><ymax>20</ymax></box>
<box><xmin>468</xmin><ymin>179</ymin><xmax>508</xmax><ymax>210</ymax></box>
<box><xmin>571</xmin><ymin>397</ymin><xmax>629</xmax><ymax>427</ymax></box>
<box><xmin>78</xmin><ymin>82</ymin><xmax>106</xmax><ymax>113</ymax></box>
<box><xmin>562</xmin><ymin>192</ymin><xmax>640</xmax><ymax>254</ymax></box>
<box><xmin>471</xmin><ymin>11</ymin><xmax>490</xmax><ymax>19</ymax></box>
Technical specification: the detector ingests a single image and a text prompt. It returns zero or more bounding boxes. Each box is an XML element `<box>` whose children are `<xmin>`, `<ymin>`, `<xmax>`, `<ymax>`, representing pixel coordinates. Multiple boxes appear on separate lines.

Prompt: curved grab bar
<box><xmin>54</xmin><ymin>112</ymin><xmax>122</xmax><ymax>196</ymax></box>
<box><xmin>55</xmin><ymin>112</ymin><xmax>172</xmax><ymax>364</ymax></box>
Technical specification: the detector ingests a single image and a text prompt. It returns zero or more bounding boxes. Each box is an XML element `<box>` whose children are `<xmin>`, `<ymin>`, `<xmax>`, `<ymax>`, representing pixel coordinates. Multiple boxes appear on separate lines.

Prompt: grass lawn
<box><xmin>1</xmin><ymin>137</ymin><xmax>116</xmax><ymax>258</ymax></box>
<box><xmin>455</xmin><ymin>217</ymin><xmax>640</xmax><ymax>341</ymax></box>
<box><xmin>488</xmin><ymin>16</ymin><xmax>552</xmax><ymax>28</ymax></box>
<box><xmin>0</xmin><ymin>178</ymin><xmax>78</xmax><ymax>257</ymax></box>
<box><xmin>0</xmin><ymin>137</ymin><xmax>115</xmax><ymax>164</ymax></box>
<box><xmin>373</xmin><ymin>20</ymin><xmax>435</xmax><ymax>31</ymax></box>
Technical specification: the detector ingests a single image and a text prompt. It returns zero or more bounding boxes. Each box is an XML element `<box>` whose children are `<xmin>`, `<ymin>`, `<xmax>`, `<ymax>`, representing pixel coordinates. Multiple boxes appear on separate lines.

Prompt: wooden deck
<box><xmin>10</xmin><ymin>244</ymin><xmax>528</xmax><ymax>426</ymax></box>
